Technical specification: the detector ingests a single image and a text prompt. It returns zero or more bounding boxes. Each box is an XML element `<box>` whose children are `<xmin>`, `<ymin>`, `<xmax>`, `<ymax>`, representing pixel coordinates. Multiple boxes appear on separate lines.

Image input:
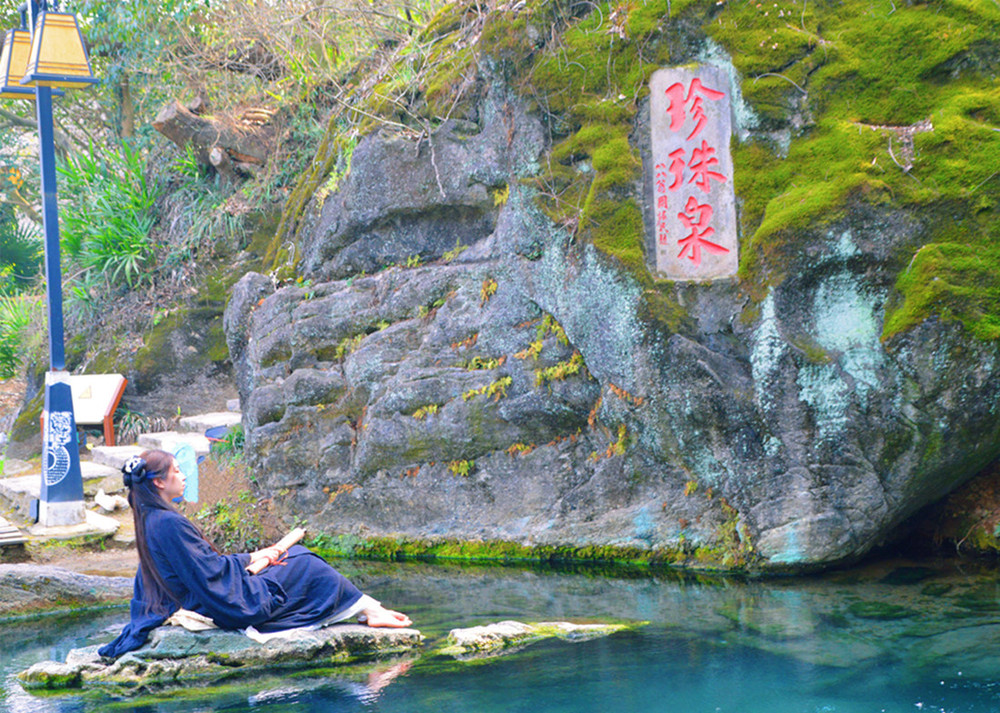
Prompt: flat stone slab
<box><xmin>136</xmin><ymin>431</ymin><xmax>211</xmax><ymax>457</ymax></box>
<box><xmin>19</xmin><ymin>623</ymin><xmax>423</xmax><ymax>691</ymax></box>
<box><xmin>91</xmin><ymin>445</ymin><xmax>144</xmax><ymax>470</ymax></box>
<box><xmin>179</xmin><ymin>412</ymin><xmax>242</xmax><ymax>434</ymax></box>
<box><xmin>25</xmin><ymin>509</ymin><xmax>120</xmax><ymax>542</ymax></box>
<box><xmin>440</xmin><ymin>620</ymin><xmax>637</xmax><ymax>658</ymax></box>
<box><xmin>0</xmin><ymin>564</ymin><xmax>132</xmax><ymax>616</ymax></box>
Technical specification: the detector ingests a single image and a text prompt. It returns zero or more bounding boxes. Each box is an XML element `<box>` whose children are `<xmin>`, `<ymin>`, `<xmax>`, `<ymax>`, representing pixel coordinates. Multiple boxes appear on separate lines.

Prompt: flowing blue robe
<box><xmin>99</xmin><ymin>508</ymin><xmax>362</xmax><ymax>658</ymax></box>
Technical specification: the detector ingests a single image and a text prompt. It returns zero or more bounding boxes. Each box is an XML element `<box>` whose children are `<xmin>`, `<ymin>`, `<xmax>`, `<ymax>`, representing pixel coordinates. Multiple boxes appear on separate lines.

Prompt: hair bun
<box><xmin>122</xmin><ymin>456</ymin><xmax>147</xmax><ymax>487</ymax></box>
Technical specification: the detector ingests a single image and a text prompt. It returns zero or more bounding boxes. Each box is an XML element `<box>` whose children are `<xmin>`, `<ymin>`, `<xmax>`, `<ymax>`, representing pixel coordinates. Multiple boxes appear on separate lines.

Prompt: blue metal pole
<box><xmin>35</xmin><ymin>81</ymin><xmax>84</xmax><ymax>526</ymax></box>
<box><xmin>35</xmin><ymin>85</ymin><xmax>65</xmax><ymax>370</ymax></box>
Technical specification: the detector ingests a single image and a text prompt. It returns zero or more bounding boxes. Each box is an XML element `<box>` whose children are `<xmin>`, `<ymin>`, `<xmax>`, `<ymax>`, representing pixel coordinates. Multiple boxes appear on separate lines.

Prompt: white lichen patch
<box><xmin>833</xmin><ymin>228</ymin><xmax>860</xmax><ymax>260</ymax></box>
<box><xmin>797</xmin><ymin>273</ymin><xmax>885</xmax><ymax>443</ymax></box>
<box><xmin>751</xmin><ymin>291</ymin><xmax>786</xmax><ymax>415</ymax></box>
<box><xmin>697</xmin><ymin>38</ymin><xmax>760</xmax><ymax>141</ymax></box>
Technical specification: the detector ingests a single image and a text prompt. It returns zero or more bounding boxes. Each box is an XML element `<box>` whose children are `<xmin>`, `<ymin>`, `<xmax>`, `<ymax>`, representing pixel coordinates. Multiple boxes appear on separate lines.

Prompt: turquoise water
<box><xmin>3</xmin><ymin>557</ymin><xmax>1000</xmax><ymax>712</ymax></box>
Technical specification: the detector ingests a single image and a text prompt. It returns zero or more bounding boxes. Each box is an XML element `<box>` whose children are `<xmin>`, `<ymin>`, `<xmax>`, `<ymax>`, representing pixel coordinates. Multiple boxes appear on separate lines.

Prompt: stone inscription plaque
<box><xmin>650</xmin><ymin>65</ymin><xmax>738</xmax><ymax>280</ymax></box>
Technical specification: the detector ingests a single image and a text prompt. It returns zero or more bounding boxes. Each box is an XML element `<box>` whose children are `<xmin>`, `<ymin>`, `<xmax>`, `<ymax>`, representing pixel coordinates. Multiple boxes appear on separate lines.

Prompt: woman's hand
<box><xmin>248</xmin><ymin>545</ymin><xmax>287</xmax><ymax>570</ymax></box>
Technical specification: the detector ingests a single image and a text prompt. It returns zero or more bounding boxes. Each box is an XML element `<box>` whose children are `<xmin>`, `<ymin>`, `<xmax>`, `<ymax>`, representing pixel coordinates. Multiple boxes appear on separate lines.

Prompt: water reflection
<box><xmin>2</xmin><ymin>557</ymin><xmax>1000</xmax><ymax>712</ymax></box>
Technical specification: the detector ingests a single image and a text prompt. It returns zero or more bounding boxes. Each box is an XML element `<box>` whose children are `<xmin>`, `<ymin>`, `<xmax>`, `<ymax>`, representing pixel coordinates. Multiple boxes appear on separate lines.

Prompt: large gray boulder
<box><xmin>225</xmin><ymin>76</ymin><xmax>1000</xmax><ymax>572</ymax></box>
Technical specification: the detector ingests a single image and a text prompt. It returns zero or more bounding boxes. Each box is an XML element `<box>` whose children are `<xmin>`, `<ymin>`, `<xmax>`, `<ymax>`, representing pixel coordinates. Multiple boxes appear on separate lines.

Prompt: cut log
<box><xmin>209</xmin><ymin>147</ymin><xmax>258</xmax><ymax>180</ymax></box>
<box><xmin>152</xmin><ymin>101</ymin><xmax>270</xmax><ymax>167</ymax></box>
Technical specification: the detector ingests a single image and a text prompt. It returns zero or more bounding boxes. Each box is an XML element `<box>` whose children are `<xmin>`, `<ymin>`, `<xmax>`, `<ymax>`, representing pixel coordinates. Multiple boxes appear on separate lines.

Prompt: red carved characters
<box><xmin>677</xmin><ymin>196</ymin><xmax>729</xmax><ymax>266</ymax></box>
<box><xmin>664</xmin><ymin>78</ymin><xmax>725</xmax><ymax>141</ymax></box>
<box><xmin>654</xmin><ymin>163</ymin><xmax>670</xmax><ymax>245</ymax></box>
<box><xmin>659</xmin><ymin>75</ymin><xmax>730</xmax><ymax>268</ymax></box>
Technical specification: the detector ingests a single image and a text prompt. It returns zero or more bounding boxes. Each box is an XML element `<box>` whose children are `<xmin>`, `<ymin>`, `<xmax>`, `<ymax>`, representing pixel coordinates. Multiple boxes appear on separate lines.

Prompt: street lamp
<box><xmin>0</xmin><ymin>0</ymin><xmax>96</xmax><ymax>527</ymax></box>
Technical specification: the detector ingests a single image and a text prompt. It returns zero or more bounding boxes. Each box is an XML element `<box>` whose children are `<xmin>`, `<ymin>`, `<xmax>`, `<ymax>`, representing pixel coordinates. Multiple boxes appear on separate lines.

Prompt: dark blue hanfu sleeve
<box><xmin>97</xmin><ymin>568</ymin><xmax>176</xmax><ymax>659</ymax></box>
<box><xmin>144</xmin><ymin>509</ymin><xmax>286</xmax><ymax>630</ymax></box>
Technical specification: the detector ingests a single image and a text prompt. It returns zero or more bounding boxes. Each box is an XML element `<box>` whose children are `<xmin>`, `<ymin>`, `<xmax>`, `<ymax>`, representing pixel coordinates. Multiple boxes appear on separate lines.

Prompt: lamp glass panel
<box><xmin>22</xmin><ymin>12</ymin><xmax>96</xmax><ymax>89</ymax></box>
<box><xmin>0</xmin><ymin>29</ymin><xmax>34</xmax><ymax>99</ymax></box>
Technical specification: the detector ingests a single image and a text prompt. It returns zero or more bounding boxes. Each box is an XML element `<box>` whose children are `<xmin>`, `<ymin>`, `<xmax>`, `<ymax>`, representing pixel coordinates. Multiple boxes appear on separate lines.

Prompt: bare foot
<box><xmin>367</xmin><ymin>660</ymin><xmax>413</xmax><ymax>693</ymax></box>
<box><xmin>362</xmin><ymin>606</ymin><xmax>412</xmax><ymax>628</ymax></box>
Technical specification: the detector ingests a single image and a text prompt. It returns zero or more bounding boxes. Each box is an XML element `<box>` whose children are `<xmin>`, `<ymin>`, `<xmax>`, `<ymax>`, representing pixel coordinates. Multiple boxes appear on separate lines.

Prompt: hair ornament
<box><xmin>122</xmin><ymin>456</ymin><xmax>148</xmax><ymax>487</ymax></box>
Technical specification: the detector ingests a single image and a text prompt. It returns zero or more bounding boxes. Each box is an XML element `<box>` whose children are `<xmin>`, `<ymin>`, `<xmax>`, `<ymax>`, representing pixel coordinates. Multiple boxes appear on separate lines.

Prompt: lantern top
<box><xmin>20</xmin><ymin>10</ymin><xmax>98</xmax><ymax>90</ymax></box>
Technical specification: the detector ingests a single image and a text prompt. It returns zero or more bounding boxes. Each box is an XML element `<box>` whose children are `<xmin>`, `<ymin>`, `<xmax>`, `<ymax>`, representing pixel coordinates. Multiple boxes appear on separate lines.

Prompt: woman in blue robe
<box><xmin>99</xmin><ymin>449</ymin><xmax>411</xmax><ymax>658</ymax></box>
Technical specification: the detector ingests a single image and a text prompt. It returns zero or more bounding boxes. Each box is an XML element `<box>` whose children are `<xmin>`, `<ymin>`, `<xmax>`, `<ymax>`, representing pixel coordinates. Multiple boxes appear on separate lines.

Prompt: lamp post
<box><xmin>0</xmin><ymin>0</ymin><xmax>97</xmax><ymax>527</ymax></box>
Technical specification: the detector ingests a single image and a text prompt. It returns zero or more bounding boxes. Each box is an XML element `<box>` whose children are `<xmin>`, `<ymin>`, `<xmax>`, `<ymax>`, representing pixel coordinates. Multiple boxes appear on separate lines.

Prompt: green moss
<box><xmin>883</xmin><ymin>225</ymin><xmax>1000</xmax><ymax>341</ymax></box>
<box><xmin>536</xmin><ymin>351</ymin><xmax>586</xmax><ymax>386</ymax></box>
<box><xmin>272</xmin><ymin>0</ymin><xmax>1000</xmax><ymax>342</ymax></box>
<box><xmin>847</xmin><ymin>600</ymin><xmax>915</xmax><ymax>620</ymax></box>
<box><xmin>133</xmin><ymin>305</ymin><xmax>229</xmax><ymax>382</ymax></box>
<box><xmin>710</xmin><ymin>1</ymin><xmax>1000</xmax><ymax>338</ymax></box>
<box><xmin>307</xmin><ymin>532</ymin><xmax>757</xmax><ymax>572</ymax></box>
<box><xmin>9</xmin><ymin>389</ymin><xmax>43</xmax><ymax>447</ymax></box>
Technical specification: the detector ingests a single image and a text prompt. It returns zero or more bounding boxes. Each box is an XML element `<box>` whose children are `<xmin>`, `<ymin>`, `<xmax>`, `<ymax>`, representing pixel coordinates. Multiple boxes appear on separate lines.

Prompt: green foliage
<box><xmin>196</xmin><ymin>490</ymin><xmax>267</xmax><ymax>552</ymax></box>
<box><xmin>536</xmin><ymin>350</ymin><xmax>586</xmax><ymax>387</ymax></box>
<box><xmin>459</xmin><ymin>355</ymin><xmax>504</xmax><ymax>370</ymax></box>
<box><xmin>113</xmin><ymin>408</ymin><xmax>153</xmax><ymax>445</ymax></box>
<box><xmin>462</xmin><ymin>376</ymin><xmax>512</xmax><ymax>402</ymax></box>
<box><xmin>211</xmin><ymin>425</ymin><xmax>246</xmax><ymax>463</ymax></box>
<box><xmin>706</xmin><ymin>0</ymin><xmax>1000</xmax><ymax>338</ymax></box>
<box><xmin>441</xmin><ymin>238</ymin><xmax>468</xmax><ymax>262</ymax></box>
<box><xmin>412</xmin><ymin>403</ymin><xmax>439</xmax><ymax>420</ymax></box>
<box><xmin>0</xmin><ymin>206</ymin><xmax>41</xmax><ymax>293</ymax></box>
<box><xmin>447</xmin><ymin>459</ymin><xmax>474</xmax><ymax>477</ymax></box>
<box><xmin>74</xmin><ymin>0</ymin><xmax>204</xmax><ymax>141</ymax></box>
<box><xmin>884</xmin><ymin>238</ymin><xmax>1000</xmax><ymax>341</ymax></box>
<box><xmin>59</xmin><ymin>142</ymin><xmax>159</xmax><ymax>290</ymax></box>
<box><xmin>335</xmin><ymin>333</ymin><xmax>365</xmax><ymax>360</ymax></box>
<box><xmin>0</xmin><ymin>294</ymin><xmax>42</xmax><ymax>379</ymax></box>
<box><xmin>515</xmin><ymin>313</ymin><xmax>569</xmax><ymax>360</ymax></box>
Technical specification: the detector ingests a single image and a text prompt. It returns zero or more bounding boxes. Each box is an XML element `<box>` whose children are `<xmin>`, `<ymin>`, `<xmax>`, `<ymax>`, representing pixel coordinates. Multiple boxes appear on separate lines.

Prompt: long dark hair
<box><xmin>127</xmin><ymin>449</ymin><xmax>218</xmax><ymax>615</ymax></box>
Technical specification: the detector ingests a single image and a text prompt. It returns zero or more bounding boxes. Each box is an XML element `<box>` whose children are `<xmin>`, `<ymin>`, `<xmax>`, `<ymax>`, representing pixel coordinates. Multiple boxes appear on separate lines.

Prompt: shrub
<box><xmin>59</xmin><ymin>142</ymin><xmax>159</xmax><ymax>290</ymax></box>
<box><xmin>0</xmin><ymin>293</ymin><xmax>41</xmax><ymax>379</ymax></box>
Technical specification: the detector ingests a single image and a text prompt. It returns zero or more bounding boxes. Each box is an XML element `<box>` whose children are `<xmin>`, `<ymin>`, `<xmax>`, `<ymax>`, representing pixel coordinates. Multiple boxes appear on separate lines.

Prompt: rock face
<box><xmin>225</xmin><ymin>72</ymin><xmax>1000</xmax><ymax>571</ymax></box>
<box><xmin>18</xmin><ymin>623</ymin><xmax>422</xmax><ymax>690</ymax></box>
<box><xmin>0</xmin><ymin>565</ymin><xmax>132</xmax><ymax>615</ymax></box>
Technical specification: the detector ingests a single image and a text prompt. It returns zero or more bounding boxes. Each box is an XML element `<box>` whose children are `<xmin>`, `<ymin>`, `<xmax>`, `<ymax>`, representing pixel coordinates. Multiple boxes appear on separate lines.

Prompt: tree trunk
<box><xmin>152</xmin><ymin>101</ymin><xmax>271</xmax><ymax>168</ymax></box>
<box><xmin>119</xmin><ymin>74</ymin><xmax>135</xmax><ymax>139</ymax></box>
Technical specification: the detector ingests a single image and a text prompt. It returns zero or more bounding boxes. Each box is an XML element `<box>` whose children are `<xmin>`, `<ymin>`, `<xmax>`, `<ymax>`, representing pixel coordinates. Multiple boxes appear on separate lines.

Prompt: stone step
<box><xmin>0</xmin><ymin>515</ymin><xmax>25</xmax><ymax>545</ymax></box>
<box><xmin>178</xmin><ymin>412</ymin><xmax>242</xmax><ymax>435</ymax></box>
<box><xmin>82</xmin><ymin>461</ymin><xmax>121</xmax><ymax>480</ymax></box>
<box><xmin>136</xmin><ymin>431</ymin><xmax>211</xmax><ymax>457</ymax></box>
<box><xmin>91</xmin><ymin>445</ymin><xmax>144</xmax><ymax>471</ymax></box>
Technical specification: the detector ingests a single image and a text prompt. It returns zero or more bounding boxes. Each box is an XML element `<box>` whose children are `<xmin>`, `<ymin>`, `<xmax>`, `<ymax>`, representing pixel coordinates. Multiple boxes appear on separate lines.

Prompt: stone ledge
<box><xmin>0</xmin><ymin>564</ymin><xmax>132</xmax><ymax>616</ymax></box>
<box><xmin>19</xmin><ymin>623</ymin><xmax>423</xmax><ymax>691</ymax></box>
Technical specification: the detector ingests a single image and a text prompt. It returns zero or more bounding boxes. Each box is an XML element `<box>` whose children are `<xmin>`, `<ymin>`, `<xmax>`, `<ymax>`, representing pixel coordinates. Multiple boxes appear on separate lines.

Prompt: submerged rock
<box><xmin>441</xmin><ymin>620</ymin><xmax>637</xmax><ymax>658</ymax></box>
<box><xmin>18</xmin><ymin>623</ymin><xmax>423</xmax><ymax>691</ymax></box>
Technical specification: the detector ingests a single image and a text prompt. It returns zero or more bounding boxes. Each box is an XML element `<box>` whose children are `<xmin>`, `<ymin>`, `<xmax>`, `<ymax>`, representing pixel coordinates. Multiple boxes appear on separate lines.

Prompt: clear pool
<box><xmin>3</xmin><ymin>557</ymin><xmax>999</xmax><ymax>712</ymax></box>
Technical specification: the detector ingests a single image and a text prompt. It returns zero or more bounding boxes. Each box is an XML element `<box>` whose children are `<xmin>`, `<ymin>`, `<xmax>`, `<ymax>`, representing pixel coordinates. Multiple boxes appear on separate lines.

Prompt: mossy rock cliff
<box><xmin>224</xmin><ymin>0</ymin><xmax>1000</xmax><ymax>572</ymax></box>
